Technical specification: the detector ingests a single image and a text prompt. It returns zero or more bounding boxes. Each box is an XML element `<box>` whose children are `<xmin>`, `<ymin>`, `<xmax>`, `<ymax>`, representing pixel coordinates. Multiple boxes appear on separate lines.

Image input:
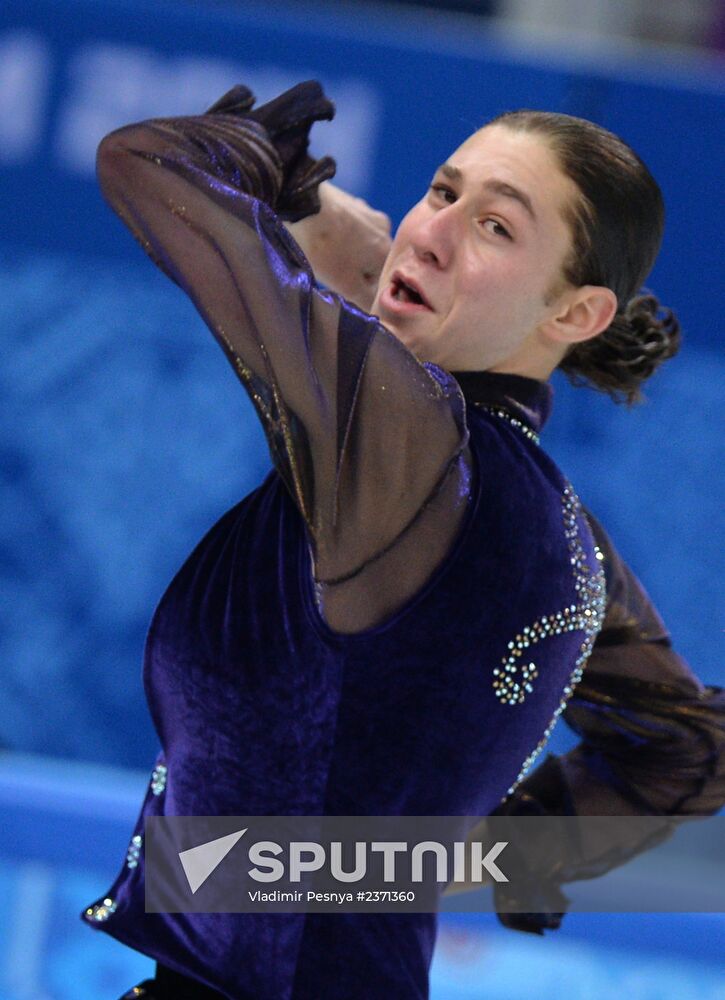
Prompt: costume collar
<box><xmin>450</xmin><ymin>370</ymin><xmax>553</xmax><ymax>435</ymax></box>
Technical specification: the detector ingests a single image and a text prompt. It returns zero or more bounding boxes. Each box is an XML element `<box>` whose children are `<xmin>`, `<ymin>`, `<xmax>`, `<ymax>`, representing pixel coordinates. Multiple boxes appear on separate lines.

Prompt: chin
<box><xmin>390</xmin><ymin>327</ymin><xmax>421</xmax><ymax>355</ymax></box>
<box><xmin>377</xmin><ymin>314</ymin><xmax>436</xmax><ymax>364</ymax></box>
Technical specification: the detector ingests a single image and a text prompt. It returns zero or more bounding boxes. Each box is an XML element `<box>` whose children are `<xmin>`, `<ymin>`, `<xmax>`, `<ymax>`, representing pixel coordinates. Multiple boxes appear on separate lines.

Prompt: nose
<box><xmin>410</xmin><ymin>203</ymin><xmax>458</xmax><ymax>269</ymax></box>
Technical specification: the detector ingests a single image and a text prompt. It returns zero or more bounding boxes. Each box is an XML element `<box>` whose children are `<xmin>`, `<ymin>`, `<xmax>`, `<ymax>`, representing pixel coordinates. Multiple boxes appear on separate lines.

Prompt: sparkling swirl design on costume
<box><xmin>482</xmin><ymin>408</ymin><xmax>606</xmax><ymax>797</ymax></box>
<box><xmin>493</xmin><ymin>656</ymin><xmax>539</xmax><ymax>705</ymax></box>
<box><xmin>150</xmin><ymin>762</ymin><xmax>167</xmax><ymax>796</ymax></box>
<box><xmin>85</xmin><ymin>897</ymin><xmax>117</xmax><ymax>922</ymax></box>
<box><xmin>506</xmin><ymin>487</ymin><xmax>605</xmax><ymax>795</ymax></box>
<box><xmin>126</xmin><ymin>833</ymin><xmax>143</xmax><ymax>869</ymax></box>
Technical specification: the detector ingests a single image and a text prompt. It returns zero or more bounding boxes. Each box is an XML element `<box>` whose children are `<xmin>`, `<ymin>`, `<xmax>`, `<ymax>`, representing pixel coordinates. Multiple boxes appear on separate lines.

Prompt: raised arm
<box><xmin>285</xmin><ymin>181</ymin><xmax>393</xmax><ymax>312</ymax></box>
<box><xmin>490</xmin><ymin>508</ymin><xmax>725</xmax><ymax>933</ymax></box>
<box><xmin>96</xmin><ymin>82</ymin><xmax>471</xmax><ymax>633</ymax></box>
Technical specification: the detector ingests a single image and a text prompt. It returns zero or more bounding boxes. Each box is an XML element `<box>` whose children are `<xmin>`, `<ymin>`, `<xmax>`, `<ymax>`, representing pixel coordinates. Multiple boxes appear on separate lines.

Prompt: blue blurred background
<box><xmin>0</xmin><ymin>0</ymin><xmax>723</xmax><ymax>996</ymax></box>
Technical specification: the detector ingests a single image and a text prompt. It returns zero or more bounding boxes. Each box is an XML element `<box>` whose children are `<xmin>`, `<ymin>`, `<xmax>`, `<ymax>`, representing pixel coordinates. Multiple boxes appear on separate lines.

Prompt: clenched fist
<box><xmin>286</xmin><ymin>181</ymin><xmax>392</xmax><ymax>312</ymax></box>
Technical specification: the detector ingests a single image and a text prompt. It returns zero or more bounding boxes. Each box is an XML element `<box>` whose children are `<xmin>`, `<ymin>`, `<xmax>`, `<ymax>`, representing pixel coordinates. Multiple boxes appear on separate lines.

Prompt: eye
<box><xmin>481</xmin><ymin>218</ymin><xmax>512</xmax><ymax>239</ymax></box>
<box><xmin>429</xmin><ymin>183</ymin><xmax>456</xmax><ymax>204</ymax></box>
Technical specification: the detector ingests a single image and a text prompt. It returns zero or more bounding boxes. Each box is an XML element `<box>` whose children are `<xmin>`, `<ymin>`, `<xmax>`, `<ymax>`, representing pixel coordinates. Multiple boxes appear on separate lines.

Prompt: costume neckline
<box><xmin>449</xmin><ymin>369</ymin><xmax>553</xmax><ymax>435</ymax></box>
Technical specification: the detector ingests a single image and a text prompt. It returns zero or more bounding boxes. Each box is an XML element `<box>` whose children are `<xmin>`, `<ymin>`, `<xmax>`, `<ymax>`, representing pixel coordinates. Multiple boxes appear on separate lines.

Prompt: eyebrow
<box><xmin>437</xmin><ymin>162</ymin><xmax>537</xmax><ymax>222</ymax></box>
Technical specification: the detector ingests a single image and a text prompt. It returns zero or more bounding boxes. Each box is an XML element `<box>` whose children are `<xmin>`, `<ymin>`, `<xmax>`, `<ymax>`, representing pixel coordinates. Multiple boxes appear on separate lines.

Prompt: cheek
<box><xmin>449</xmin><ymin>260</ymin><xmax>509</xmax><ymax>319</ymax></box>
<box><xmin>457</xmin><ymin>253</ymin><xmax>542</xmax><ymax>313</ymax></box>
<box><xmin>444</xmin><ymin>263</ymin><xmax>541</xmax><ymax>346</ymax></box>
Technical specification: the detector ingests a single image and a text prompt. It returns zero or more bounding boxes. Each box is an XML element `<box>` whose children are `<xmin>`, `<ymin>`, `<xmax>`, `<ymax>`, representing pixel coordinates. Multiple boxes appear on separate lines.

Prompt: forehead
<box><xmin>447</xmin><ymin>124</ymin><xmax>578</xmax><ymax>220</ymax></box>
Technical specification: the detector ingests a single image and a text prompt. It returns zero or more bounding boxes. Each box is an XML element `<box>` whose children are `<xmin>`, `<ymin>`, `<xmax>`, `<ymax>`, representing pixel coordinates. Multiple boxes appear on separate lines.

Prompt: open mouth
<box><xmin>390</xmin><ymin>274</ymin><xmax>431</xmax><ymax>309</ymax></box>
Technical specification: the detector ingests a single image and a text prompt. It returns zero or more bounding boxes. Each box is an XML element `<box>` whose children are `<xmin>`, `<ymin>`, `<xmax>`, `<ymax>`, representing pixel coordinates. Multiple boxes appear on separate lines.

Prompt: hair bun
<box><xmin>559</xmin><ymin>292</ymin><xmax>681</xmax><ymax>405</ymax></box>
<box><xmin>621</xmin><ymin>293</ymin><xmax>681</xmax><ymax>379</ymax></box>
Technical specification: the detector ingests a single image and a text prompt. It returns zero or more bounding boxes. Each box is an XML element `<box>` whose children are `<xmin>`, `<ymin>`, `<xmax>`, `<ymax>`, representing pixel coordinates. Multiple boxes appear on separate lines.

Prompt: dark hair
<box><xmin>489</xmin><ymin>110</ymin><xmax>680</xmax><ymax>404</ymax></box>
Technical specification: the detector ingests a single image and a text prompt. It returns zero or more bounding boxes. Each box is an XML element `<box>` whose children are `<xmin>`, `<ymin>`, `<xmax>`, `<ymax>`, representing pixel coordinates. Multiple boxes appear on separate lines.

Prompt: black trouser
<box><xmin>119</xmin><ymin>963</ymin><xmax>229</xmax><ymax>999</ymax></box>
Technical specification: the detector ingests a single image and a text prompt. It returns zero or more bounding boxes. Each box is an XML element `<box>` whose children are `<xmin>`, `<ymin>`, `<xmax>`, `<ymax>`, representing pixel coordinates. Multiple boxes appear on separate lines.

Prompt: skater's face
<box><xmin>372</xmin><ymin>125</ymin><xmax>608</xmax><ymax>377</ymax></box>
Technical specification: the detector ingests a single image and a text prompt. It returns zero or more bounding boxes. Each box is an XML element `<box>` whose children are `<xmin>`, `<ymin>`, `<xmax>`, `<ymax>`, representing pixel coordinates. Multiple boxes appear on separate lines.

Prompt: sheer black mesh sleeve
<box><xmin>490</xmin><ymin>508</ymin><xmax>725</xmax><ymax>934</ymax></box>
<box><xmin>95</xmin><ymin>82</ymin><xmax>471</xmax><ymax>634</ymax></box>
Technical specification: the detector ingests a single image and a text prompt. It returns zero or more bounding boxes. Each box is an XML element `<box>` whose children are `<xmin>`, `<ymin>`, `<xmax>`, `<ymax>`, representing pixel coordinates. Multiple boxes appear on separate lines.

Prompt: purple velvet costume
<box><xmin>82</xmin><ymin>83</ymin><xmax>725</xmax><ymax>1000</ymax></box>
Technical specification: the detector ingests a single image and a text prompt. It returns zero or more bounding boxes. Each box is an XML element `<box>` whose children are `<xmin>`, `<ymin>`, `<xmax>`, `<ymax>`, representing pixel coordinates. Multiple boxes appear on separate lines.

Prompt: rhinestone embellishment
<box><xmin>126</xmin><ymin>834</ymin><xmax>142</xmax><ymax>869</ymax></box>
<box><xmin>473</xmin><ymin>405</ymin><xmax>541</xmax><ymax>445</ymax></box>
<box><xmin>150</xmin><ymin>762</ymin><xmax>167</xmax><ymax>796</ymax></box>
<box><xmin>499</xmin><ymin>482</ymin><xmax>606</xmax><ymax>797</ymax></box>
<box><xmin>493</xmin><ymin>658</ymin><xmax>539</xmax><ymax>705</ymax></box>
<box><xmin>85</xmin><ymin>897</ymin><xmax>117</xmax><ymax>922</ymax></box>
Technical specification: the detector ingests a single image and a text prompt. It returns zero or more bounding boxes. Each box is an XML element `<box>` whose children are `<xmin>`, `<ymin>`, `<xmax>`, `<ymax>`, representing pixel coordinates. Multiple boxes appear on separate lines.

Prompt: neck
<box><xmin>448</xmin><ymin>368</ymin><xmax>553</xmax><ymax>434</ymax></box>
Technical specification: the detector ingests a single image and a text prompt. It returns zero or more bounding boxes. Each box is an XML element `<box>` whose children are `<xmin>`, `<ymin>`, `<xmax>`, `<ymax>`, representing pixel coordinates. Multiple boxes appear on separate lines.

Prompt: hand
<box><xmin>286</xmin><ymin>182</ymin><xmax>392</xmax><ymax>312</ymax></box>
<box><xmin>205</xmin><ymin>81</ymin><xmax>336</xmax><ymax>222</ymax></box>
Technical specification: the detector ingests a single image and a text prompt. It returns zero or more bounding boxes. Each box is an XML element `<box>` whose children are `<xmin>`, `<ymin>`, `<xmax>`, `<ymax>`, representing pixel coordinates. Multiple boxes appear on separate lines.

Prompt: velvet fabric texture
<box><xmin>84</xmin><ymin>80</ymin><xmax>725</xmax><ymax>1000</ymax></box>
<box><xmin>83</xmin><ymin>381</ymin><xmax>605</xmax><ymax>999</ymax></box>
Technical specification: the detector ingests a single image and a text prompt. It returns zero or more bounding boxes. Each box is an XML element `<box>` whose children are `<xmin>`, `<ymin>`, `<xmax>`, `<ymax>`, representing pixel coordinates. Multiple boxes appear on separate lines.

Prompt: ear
<box><xmin>542</xmin><ymin>285</ymin><xmax>618</xmax><ymax>346</ymax></box>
